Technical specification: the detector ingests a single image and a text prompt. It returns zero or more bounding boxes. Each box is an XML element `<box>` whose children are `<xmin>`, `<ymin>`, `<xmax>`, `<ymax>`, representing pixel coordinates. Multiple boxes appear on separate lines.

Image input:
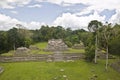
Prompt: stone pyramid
<box><xmin>45</xmin><ymin>39</ymin><xmax>68</xmax><ymax>51</ymax></box>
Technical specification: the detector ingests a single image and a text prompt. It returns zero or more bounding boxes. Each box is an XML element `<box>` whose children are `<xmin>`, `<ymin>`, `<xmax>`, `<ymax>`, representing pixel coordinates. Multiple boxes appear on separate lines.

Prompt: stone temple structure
<box><xmin>45</xmin><ymin>39</ymin><xmax>68</xmax><ymax>61</ymax></box>
<box><xmin>15</xmin><ymin>47</ymin><xmax>30</xmax><ymax>55</ymax></box>
<box><xmin>45</xmin><ymin>39</ymin><xmax>68</xmax><ymax>51</ymax></box>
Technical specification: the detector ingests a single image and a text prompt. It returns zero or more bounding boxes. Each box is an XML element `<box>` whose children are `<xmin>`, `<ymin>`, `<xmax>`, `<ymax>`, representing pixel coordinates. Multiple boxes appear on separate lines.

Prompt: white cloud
<box><xmin>0</xmin><ymin>0</ymin><xmax>120</xmax><ymax>30</ymax></box>
<box><xmin>25</xmin><ymin>21</ymin><xmax>45</xmax><ymax>30</ymax></box>
<box><xmin>36</xmin><ymin>0</ymin><xmax>62</xmax><ymax>5</ymax></box>
<box><xmin>28</xmin><ymin>4</ymin><xmax>42</xmax><ymax>8</ymax></box>
<box><xmin>0</xmin><ymin>14</ymin><xmax>21</xmax><ymax>30</ymax></box>
<box><xmin>61</xmin><ymin>2</ymin><xmax>73</xmax><ymax>7</ymax></box>
<box><xmin>36</xmin><ymin>0</ymin><xmax>88</xmax><ymax>5</ymax></box>
<box><xmin>0</xmin><ymin>14</ymin><xmax>44</xmax><ymax>30</ymax></box>
<box><xmin>36</xmin><ymin>0</ymin><xmax>120</xmax><ymax>8</ymax></box>
<box><xmin>53</xmin><ymin>12</ymin><xmax>105</xmax><ymax>30</ymax></box>
<box><xmin>10</xmin><ymin>11</ymin><xmax>18</xmax><ymax>14</ymax></box>
<box><xmin>36</xmin><ymin>0</ymin><xmax>120</xmax><ymax>12</ymax></box>
<box><xmin>36</xmin><ymin>0</ymin><xmax>120</xmax><ymax>27</ymax></box>
<box><xmin>0</xmin><ymin>0</ymin><xmax>31</xmax><ymax>9</ymax></box>
<box><xmin>109</xmin><ymin>10</ymin><xmax>120</xmax><ymax>24</ymax></box>
<box><xmin>77</xmin><ymin>0</ymin><xmax>120</xmax><ymax>16</ymax></box>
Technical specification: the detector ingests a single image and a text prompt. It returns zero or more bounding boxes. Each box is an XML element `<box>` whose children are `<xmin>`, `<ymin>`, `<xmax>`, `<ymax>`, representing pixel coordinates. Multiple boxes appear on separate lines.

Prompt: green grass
<box><xmin>0</xmin><ymin>50</ymin><xmax>14</xmax><ymax>56</ymax></box>
<box><xmin>0</xmin><ymin>42</ymin><xmax>52</xmax><ymax>56</ymax></box>
<box><xmin>0</xmin><ymin>60</ymin><xmax>120</xmax><ymax>80</ymax></box>
<box><xmin>30</xmin><ymin>50</ymin><xmax>52</xmax><ymax>54</ymax></box>
<box><xmin>33</xmin><ymin>42</ymin><xmax>48</xmax><ymax>49</ymax></box>
<box><xmin>30</xmin><ymin>42</ymin><xmax>53</xmax><ymax>54</ymax></box>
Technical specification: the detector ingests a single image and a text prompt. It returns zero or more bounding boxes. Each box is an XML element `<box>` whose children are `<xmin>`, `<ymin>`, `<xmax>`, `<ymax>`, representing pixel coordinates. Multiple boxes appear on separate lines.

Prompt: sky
<box><xmin>0</xmin><ymin>0</ymin><xmax>120</xmax><ymax>30</ymax></box>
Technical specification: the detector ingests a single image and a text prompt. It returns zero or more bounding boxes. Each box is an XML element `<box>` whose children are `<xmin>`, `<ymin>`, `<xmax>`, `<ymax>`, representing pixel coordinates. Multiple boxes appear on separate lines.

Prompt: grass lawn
<box><xmin>33</xmin><ymin>42</ymin><xmax>48</xmax><ymax>49</ymax></box>
<box><xmin>30</xmin><ymin>50</ymin><xmax>52</xmax><ymax>54</ymax></box>
<box><xmin>0</xmin><ymin>50</ymin><xmax>14</xmax><ymax>56</ymax></box>
<box><xmin>0</xmin><ymin>60</ymin><xmax>120</xmax><ymax>80</ymax></box>
<box><xmin>30</xmin><ymin>42</ymin><xmax>53</xmax><ymax>54</ymax></box>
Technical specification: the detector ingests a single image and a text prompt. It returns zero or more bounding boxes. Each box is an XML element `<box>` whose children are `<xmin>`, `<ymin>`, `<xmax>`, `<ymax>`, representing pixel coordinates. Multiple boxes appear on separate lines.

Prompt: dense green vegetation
<box><xmin>0</xmin><ymin>60</ymin><xmax>120</xmax><ymax>80</ymax></box>
<box><xmin>0</xmin><ymin>25</ymin><xmax>86</xmax><ymax>54</ymax></box>
<box><xmin>85</xmin><ymin>21</ymin><xmax>120</xmax><ymax>63</ymax></box>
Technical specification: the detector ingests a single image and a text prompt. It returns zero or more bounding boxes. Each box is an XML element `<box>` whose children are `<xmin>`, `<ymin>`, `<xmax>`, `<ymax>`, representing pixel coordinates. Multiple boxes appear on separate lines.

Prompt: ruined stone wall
<box><xmin>0</xmin><ymin>53</ymin><xmax>85</xmax><ymax>62</ymax></box>
<box><xmin>15</xmin><ymin>47</ymin><xmax>30</xmax><ymax>55</ymax></box>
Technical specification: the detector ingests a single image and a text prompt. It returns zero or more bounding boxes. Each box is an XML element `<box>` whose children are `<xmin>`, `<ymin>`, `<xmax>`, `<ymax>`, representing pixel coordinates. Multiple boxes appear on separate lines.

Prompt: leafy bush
<box><xmin>85</xmin><ymin>45</ymin><xmax>95</xmax><ymax>62</ymax></box>
<box><xmin>109</xmin><ymin>37</ymin><xmax>120</xmax><ymax>56</ymax></box>
<box><xmin>65</xmin><ymin>41</ymin><xmax>73</xmax><ymax>47</ymax></box>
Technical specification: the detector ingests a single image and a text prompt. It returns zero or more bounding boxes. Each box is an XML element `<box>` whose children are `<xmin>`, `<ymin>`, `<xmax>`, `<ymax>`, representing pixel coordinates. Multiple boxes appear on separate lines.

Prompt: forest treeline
<box><xmin>0</xmin><ymin>25</ymin><xmax>87</xmax><ymax>54</ymax></box>
<box><xmin>0</xmin><ymin>20</ymin><xmax>120</xmax><ymax>58</ymax></box>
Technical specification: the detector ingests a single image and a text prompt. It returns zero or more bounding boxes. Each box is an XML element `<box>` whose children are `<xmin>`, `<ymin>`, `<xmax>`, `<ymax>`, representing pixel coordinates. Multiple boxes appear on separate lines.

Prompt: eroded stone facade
<box><xmin>45</xmin><ymin>39</ymin><xmax>68</xmax><ymax>51</ymax></box>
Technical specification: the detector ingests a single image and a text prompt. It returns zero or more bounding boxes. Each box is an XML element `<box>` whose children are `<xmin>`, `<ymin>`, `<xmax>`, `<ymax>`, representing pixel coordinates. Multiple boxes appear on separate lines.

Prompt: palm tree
<box><xmin>88</xmin><ymin>20</ymin><xmax>102</xmax><ymax>63</ymax></box>
<box><xmin>102</xmin><ymin>22</ymin><xmax>112</xmax><ymax>70</ymax></box>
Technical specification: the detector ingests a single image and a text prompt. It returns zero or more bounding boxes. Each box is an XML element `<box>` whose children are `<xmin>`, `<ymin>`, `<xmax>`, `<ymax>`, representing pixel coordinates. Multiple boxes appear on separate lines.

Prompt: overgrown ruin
<box><xmin>15</xmin><ymin>47</ymin><xmax>30</xmax><ymax>55</ymax></box>
<box><xmin>45</xmin><ymin>39</ymin><xmax>68</xmax><ymax>51</ymax></box>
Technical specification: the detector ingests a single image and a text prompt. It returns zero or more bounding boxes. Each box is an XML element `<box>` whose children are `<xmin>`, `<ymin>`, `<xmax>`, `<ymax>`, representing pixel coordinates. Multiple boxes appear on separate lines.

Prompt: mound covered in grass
<box><xmin>0</xmin><ymin>60</ymin><xmax>120</xmax><ymax>80</ymax></box>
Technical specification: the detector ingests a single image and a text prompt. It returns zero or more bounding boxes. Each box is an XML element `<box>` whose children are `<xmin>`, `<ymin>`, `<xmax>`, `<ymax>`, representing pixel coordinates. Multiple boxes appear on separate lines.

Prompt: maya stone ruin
<box><xmin>15</xmin><ymin>47</ymin><xmax>30</xmax><ymax>55</ymax></box>
<box><xmin>45</xmin><ymin>39</ymin><xmax>68</xmax><ymax>51</ymax></box>
<box><xmin>45</xmin><ymin>39</ymin><xmax>68</xmax><ymax>61</ymax></box>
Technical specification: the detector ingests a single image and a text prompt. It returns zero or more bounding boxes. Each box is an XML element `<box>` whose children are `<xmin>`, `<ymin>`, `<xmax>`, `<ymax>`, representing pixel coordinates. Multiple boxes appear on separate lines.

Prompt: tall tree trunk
<box><xmin>95</xmin><ymin>35</ymin><xmax>97</xmax><ymax>63</ymax></box>
<box><xmin>105</xmin><ymin>45</ymin><xmax>109</xmax><ymax>71</ymax></box>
